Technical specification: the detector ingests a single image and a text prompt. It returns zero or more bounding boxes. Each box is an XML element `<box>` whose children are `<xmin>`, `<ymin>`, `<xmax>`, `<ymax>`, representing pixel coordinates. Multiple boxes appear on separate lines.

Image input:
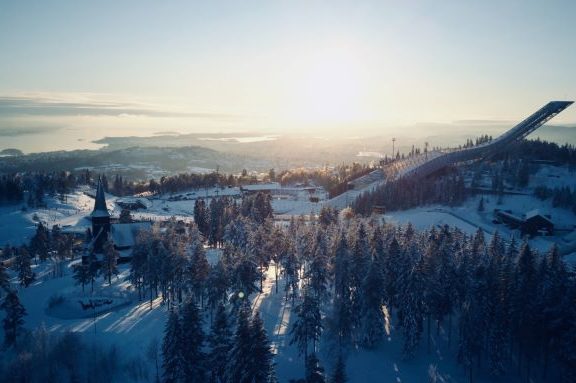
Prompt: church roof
<box><xmin>110</xmin><ymin>222</ymin><xmax>152</xmax><ymax>248</ymax></box>
<box><xmin>91</xmin><ymin>177</ymin><xmax>110</xmax><ymax>218</ymax></box>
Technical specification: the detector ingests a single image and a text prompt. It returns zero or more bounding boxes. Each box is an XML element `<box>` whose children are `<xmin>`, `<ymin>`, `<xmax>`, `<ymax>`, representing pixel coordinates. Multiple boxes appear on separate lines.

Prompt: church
<box><xmin>88</xmin><ymin>178</ymin><xmax>151</xmax><ymax>262</ymax></box>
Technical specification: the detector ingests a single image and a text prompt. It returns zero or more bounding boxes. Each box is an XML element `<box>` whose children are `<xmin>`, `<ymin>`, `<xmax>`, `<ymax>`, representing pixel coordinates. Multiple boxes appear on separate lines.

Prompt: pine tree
<box><xmin>305</xmin><ymin>353</ymin><xmax>325</xmax><ymax>383</ymax></box>
<box><xmin>187</xmin><ymin>241</ymin><xmax>210</xmax><ymax>306</ymax></box>
<box><xmin>249</xmin><ymin>311</ymin><xmax>275</xmax><ymax>382</ymax></box>
<box><xmin>359</xmin><ymin>260</ymin><xmax>386</xmax><ymax>348</ymax></box>
<box><xmin>306</xmin><ymin>230</ymin><xmax>329</xmax><ymax>301</ymax></box>
<box><xmin>330</xmin><ymin>355</ymin><xmax>347</xmax><ymax>383</ymax></box>
<box><xmin>102</xmin><ymin>239</ymin><xmax>119</xmax><ymax>285</ymax></box>
<box><xmin>331</xmin><ymin>233</ymin><xmax>352</xmax><ymax>348</ymax></box>
<box><xmin>30</xmin><ymin>222</ymin><xmax>50</xmax><ymax>261</ymax></box>
<box><xmin>162</xmin><ymin>310</ymin><xmax>184</xmax><ymax>383</ymax></box>
<box><xmin>457</xmin><ymin>300</ymin><xmax>479</xmax><ymax>383</ymax></box>
<box><xmin>206</xmin><ymin>260</ymin><xmax>230</xmax><ymax>313</ymax></box>
<box><xmin>1</xmin><ymin>290</ymin><xmax>26</xmax><ymax>347</ymax></box>
<box><xmin>194</xmin><ymin>199</ymin><xmax>209</xmax><ymax>237</ymax></box>
<box><xmin>399</xmin><ymin>268</ymin><xmax>423</xmax><ymax>359</ymax></box>
<box><xmin>0</xmin><ymin>262</ymin><xmax>10</xmax><ymax>294</ymax></box>
<box><xmin>208</xmin><ymin>304</ymin><xmax>232</xmax><ymax>383</ymax></box>
<box><xmin>73</xmin><ymin>263</ymin><xmax>91</xmax><ymax>293</ymax></box>
<box><xmin>228</xmin><ymin>305</ymin><xmax>253</xmax><ymax>383</ymax></box>
<box><xmin>180</xmin><ymin>300</ymin><xmax>206</xmax><ymax>382</ymax></box>
<box><xmin>512</xmin><ymin>242</ymin><xmax>539</xmax><ymax>374</ymax></box>
<box><xmin>14</xmin><ymin>247</ymin><xmax>35</xmax><ymax>287</ymax></box>
<box><xmin>290</xmin><ymin>288</ymin><xmax>323</xmax><ymax>360</ymax></box>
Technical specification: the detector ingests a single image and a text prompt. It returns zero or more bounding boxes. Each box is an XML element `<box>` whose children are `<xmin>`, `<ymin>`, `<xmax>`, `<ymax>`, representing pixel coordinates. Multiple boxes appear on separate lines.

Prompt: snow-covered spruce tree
<box><xmin>290</xmin><ymin>287</ymin><xmax>323</xmax><ymax>360</ymax></box>
<box><xmin>306</xmin><ymin>228</ymin><xmax>329</xmax><ymax>301</ymax></box>
<box><xmin>206</xmin><ymin>260</ymin><xmax>230</xmax><ymax>314</ymax></box>
<box><xmin>330</xmin><ymin>232</ymin><xmax>352</xmax><ymax>348</ymax></box>
<box><xmin>180</xmin><ymin>299</ymin><xmax>206</xmax><ymax>382</ymax></box>
<box><xmin>420</xmin><ymin>233</ymin><xmax>447</xmax><ymax>355</ymax></box>
<box><xmin>384</xmin><ymin>236</ymin><xmax>402</xmax><ymax>312</ymax></box>
<box><xmin>248</xmin><ymin>224</ymin><xmax>272</xmax><ymax>292</ymax></box>
<box><xmin>282</xmin><ymin>240</ymin><xmax>300</xmax><ymax>303</ymax></box>
<box><xmin>359</xmin><ymin>258</ymin><xmax>386</xmax><ymax>348</ymax></box>
<box><xmin>248</xmin><ymin>311</ymin><xmax>275</xmax><ymax>383</ymax></box>
<box><xmin>87</xmin><ymin>253</ymin><xmax>100</xmax><ymax>293</ymax></box>
<box><xmin>555</xmin><ymin>282</ymin><xmax>576</xmax><ymax>382</ymax></box>
<box><xmin>511</xmin><ymin>242</ymin><xmax>539</xmax><ymax>376</ymax></box>
<box><xmin>209</xmin><ymin>197</ymin><xmax>226</xmax><ymax>247</ymax></box>
<box><xmin>485</xmin><ymin>232</ymin><xmax>508</xmax><ymax>376</ymax></box>
<box><xmin>0</xmin><ymin>262</ymin><xmax>10</xmax><ymax>295</ymax></box>
<box><xmin>208</xmin><ymin>303</ymin><xmax>232</xmax><ymax>383</ymax></box>
<box><xmin>228</xmin><ymin>304</ymin><xmax>253</xmax><ymax>383</ymax></box>
<box><xmin>162</xmin><ymin>310</ymin><xmax>184</xmax><ymax>383</ymax></box>
<box><xmin>186</xmin><ymin>234</ymin><xmax>209</xmax><ymax>306</ymax></box>
<box><xmin>130</xmin><ymin>230</ymin><xmax>151</xmax><ymax>300</ymax></box>
<box><xmin>398</xmin><ymin>265</ymin><xmax>424</xmax><ymax>359</ymax></box>
<box><xmin>29</xmin><ymin>222</ymin><xmax>50</xmax><ymax>262</ymax></box>
<box><xmin>305</xmin><ymin>353</ymin><xmax>326</xmax><ymax>383</ymax></box>
<box><xmin>194</xmin><ymin>199</ymin><xmax>209</xmax><ymax>238</ymax></box>
<box><xmin>329</xmin><ymin>354</ymin><xmax>347</xmax><ymax>383</ymax></box>
<box><xmin>223</xmin><ymin>216</ymin><xmax>249</xmax><ymax>251</ymax></box>
<box><xmin>349</xmin><ymin>223</ymin><xmax>370</xmax><ymax>337</ymax></box>
<box><xmin>457</xmin><ymin>299</ymin><xmax>480</xmax><ymax>383</ymax></box>
<box><xmin>102</xmin><ymin>239</ymin><xmax>119</xmax><ymax>285</ymax></box>
<box><xmin>270</xmin><ymin>225</ymin><xmax>288</xmax><ymax>294</ymax></box>
<box><xmin>14</xmin><ymin>246</ymin><xmax>35</xmax><ymax>287</ymax></box>
<box><xmin>231</xmin><ymin>249</ymin><xmax>261</xmax><ymax>298</ymax></box>
<box><xmin>536</xmin><ymin>244</ymin><xmax>569</xmax><ymax>379</ymax></box>
<box><xmin>72</xmin><ymin>263</ymin><xmax>91</xmax><ymax>293</ymax></box>
<box><xmin>1</xmin><ymin>290</ymin><xmax>26</xmax><ymax>347</ymax></box>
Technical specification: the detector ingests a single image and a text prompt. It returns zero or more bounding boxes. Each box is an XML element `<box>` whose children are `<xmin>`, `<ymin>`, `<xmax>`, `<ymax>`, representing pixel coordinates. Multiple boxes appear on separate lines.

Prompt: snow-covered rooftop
<box><xmin>110</xmin><ymin>222</ymin><xmax>152</xmax><ymax>248</ymax></box>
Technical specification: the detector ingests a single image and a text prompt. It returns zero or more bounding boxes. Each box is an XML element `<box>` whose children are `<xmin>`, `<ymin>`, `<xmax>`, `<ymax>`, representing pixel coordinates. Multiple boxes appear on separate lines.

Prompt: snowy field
<box><xmin>0</xmin><ymin>190</ymin><xmax>95</xmax><ymax>247</ymax></box>
<box><xmin>383</xmin><ymin>192</ymin><xmax>576</xmax><ymax>255</ymax></box>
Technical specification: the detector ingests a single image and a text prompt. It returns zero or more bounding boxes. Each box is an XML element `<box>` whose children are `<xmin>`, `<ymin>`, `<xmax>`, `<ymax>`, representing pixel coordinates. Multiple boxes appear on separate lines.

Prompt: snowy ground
<box><xmin>0</xmin><ymin>190</ymin><xmax>95</xmax><ymax>246</ymax></box>
<box><xmin>382</xmin><ymin>192</ymin><xmax>576</xmax><ymax>255</ymax></box>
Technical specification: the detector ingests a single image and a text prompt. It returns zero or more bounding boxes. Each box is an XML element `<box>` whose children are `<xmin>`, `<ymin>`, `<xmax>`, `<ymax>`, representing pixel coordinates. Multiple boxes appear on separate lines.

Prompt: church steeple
<box><xmin>92</xmin><ymin>177</ymin><xmax>110</xmax><ymax>218</ymax></box>
<box><xmin>91</xmin><ymin>177</ymin><xmax>110</xmax><ymax>253</ymax></box>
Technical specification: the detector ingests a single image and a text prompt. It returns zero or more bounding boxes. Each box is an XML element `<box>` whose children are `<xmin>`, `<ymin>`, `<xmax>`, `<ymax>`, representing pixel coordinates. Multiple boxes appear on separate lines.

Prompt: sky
<box><xmin>0</xmin><ymin>0</ymin><xmax>575</xmax><ymax>152</ymax></box>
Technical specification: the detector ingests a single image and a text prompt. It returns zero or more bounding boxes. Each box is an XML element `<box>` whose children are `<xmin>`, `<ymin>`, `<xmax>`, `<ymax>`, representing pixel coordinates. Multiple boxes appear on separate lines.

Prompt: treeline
<box><xmin>278</xmin><ymin>163</ymin><xmax>374</xmax><ymax>198</ymax></box>
<box><xmin>535</xmin><ymin>185</ymin><xmax>576</xmax><ymax>214</ymax></box>
<box><xmin>0</xmin><ymin>175</ymin><xmax>23</xmax><ymax>204</ymax></box>
<box><xmin>495</xmin><ymin>138</ymin><xmax>576</xmax><ymax>166</ymax></box>
<box><xmin>0</xmin><ymin>170</ymin><xmax>90</xmax><ymax>207</ymax></box>
<box><xmin>353</xmin><ymin>174</ymin><xmax>466</xmax><ymax>215</ymax></box>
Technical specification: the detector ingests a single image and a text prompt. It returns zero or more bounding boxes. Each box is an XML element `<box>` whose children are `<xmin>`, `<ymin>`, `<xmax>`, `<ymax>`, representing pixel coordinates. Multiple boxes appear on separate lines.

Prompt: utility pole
<box><xmin>392</xmin><ymin>138</ymin><xmax>396</xmax><ymax>160</ymax></box>
<box><xmin>425</xmin><ymin>141</ymin><xmax>429</xmax><ymax>160</ymax></box>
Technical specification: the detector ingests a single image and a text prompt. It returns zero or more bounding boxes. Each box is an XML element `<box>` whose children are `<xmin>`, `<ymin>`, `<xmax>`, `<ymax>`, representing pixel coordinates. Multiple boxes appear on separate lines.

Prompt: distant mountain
<box><xmin>0</xmin><ymin>145</ymin><xmax>267</xmax><ymax>177</ymax></box>
<box><xmin>0</xmin><ymin>148</ymin><xmax>23</xmax><ymax>157</ymax></box>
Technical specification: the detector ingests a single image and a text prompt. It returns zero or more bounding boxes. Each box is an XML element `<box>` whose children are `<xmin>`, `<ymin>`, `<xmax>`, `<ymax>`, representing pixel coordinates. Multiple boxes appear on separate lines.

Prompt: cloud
<box><xmin>0</xmin><ymin>93</ymin><xmax>242</xmax><ymax>120</ymax></box>
<box><xmin>0</xmin><ymin>126</ymin><xmax>62</xmax><ymax>137</ymax></box>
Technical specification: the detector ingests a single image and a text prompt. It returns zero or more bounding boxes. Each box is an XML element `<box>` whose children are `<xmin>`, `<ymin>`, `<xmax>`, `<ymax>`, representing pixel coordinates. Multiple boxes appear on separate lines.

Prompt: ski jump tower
<box><xmin>387</xmin><ymin>101</ymin><xmax>574</xmax><ymax>180</ymax></box>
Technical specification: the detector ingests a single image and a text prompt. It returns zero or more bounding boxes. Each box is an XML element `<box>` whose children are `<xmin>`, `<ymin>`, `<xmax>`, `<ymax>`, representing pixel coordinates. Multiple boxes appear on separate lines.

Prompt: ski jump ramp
<box><xmin>386</xmin><ymin>101</ymin><xmax>574</xmax><ymax>180</ymax></box>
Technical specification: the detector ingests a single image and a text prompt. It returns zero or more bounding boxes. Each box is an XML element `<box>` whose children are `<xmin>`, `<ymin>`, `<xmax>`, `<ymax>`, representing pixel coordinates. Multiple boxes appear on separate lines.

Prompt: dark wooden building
<box><xmin>522</xmin><ymin>209</ymin><xmax>554</xmax><ymax>236</ymax></box>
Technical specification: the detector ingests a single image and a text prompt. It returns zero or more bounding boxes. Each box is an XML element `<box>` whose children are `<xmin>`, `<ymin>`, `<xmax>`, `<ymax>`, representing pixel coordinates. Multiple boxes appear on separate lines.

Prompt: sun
<box><xmin>283</xmin><ymin>42</ymin><xmax>372</xmax><ymax>123</ymax></box>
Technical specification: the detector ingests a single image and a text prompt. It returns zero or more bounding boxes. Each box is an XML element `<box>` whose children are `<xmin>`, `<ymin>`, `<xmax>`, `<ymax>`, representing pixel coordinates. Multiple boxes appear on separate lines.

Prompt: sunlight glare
<box><xmin>285</xmin><ymin>42</ymin><xmax>372</xmax><ymax>123</ymax></box>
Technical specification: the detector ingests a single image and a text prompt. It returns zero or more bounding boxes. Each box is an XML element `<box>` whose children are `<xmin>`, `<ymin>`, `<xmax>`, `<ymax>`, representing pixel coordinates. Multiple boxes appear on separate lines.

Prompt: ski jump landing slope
<box><xmin>387</xmin><ymin>101</ymin><xmax>574</xmax><ymax>180</ymax></box>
